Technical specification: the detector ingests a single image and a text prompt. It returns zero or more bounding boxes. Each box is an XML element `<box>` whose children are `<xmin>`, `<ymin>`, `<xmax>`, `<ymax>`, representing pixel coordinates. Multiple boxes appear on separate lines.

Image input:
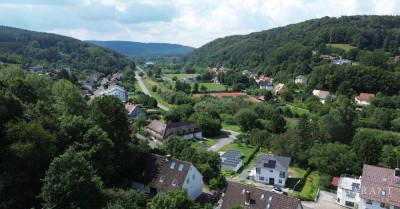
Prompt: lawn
<box><xmin>326</xmin><ymin>43</ymin><xmax>357</xmax><ymax>52</ymax></box>
<box><xmin>289</xmin><ymin>171</ymin><xmax>321</xmax><ymax>201</ymax></box>
<box><xmin>134</xmin><ymin>81</ymin><xmax>142</xmax><ymax>93</ymax></box>
<box><xmin>191</xmin><ymin>132</ymin><xmax>229</xmax><ymax>150</ymax></box>
<box><xmin>222</xmin><ymin>123</ymin><xmax>242</xmax><ymax>134</ymax></box>
<box><xmin>285</xmin><ymin>118</ymin><xmax>299</xmax><ymax>129</ymax></box>
<box><xmin>191</xmin><ymin>82</ymin><xmax>228</xmax><ymax>92</ymax></box>
<box><xmin>165</xmin><ymin>73</ymin><xmax>199</xmax><ymax>80</ymax></box>
<box><xmin>141</xmin><ymin>77</ymin><xmax>175</xmax><ymax>109</ymax></box>
<box><xmin>220</xmin><ymin>143</ymin><xmax>258</xmax><ymax>165</ymax></box>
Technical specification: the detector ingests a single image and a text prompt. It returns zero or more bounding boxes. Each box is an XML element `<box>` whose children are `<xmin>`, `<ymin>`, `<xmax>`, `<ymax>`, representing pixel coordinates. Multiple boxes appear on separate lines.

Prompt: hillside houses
<box><xmin>125</xmin><ymin>102</ymin><xmax>146</xmax><ymax>121</ymax></box>
<box><xmin>253</xmin><ymin>154</ymin><xmax>291</xmax><ymax>187</ymax></box>
<box><xmin>101</xmin><ymin>84</ymin><xmax>127</xmax><ymax>101</ymax></box>
<box><xmin>295</xmin><ymin>75</ymin><xmax>307</xmax><ymax>85</ymax></box>
<box><xmin>312</xmin><ymin>89</ymin><xmax>332</xmax><ymax>104</ymax></box>
<box><xmin>355</xmin><ymin>93</ymin><xmax>375</xmax><ymax>107</ymax></box>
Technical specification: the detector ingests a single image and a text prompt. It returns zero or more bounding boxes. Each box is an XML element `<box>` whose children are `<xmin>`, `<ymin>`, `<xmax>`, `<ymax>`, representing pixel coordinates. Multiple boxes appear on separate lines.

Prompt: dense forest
<box><xmin>87</xmin><ymin>40</ymin><xmax>195</xmax><ymax>57</ymax></box>
<box><xmin>184</xmin><ymin>15</ymin><xmax>400</xmax><ymax>78</ymax></box>
<box><xmin>0</xmin><ymin>26</ymin><xmax>135</xmax><ymax>75</ymax></box>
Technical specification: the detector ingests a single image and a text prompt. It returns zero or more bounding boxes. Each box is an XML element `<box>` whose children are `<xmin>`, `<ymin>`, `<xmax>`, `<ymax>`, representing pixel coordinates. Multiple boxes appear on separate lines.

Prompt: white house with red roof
<box><xmin>312</xmin><ymin>90</ymin><xmax>332</xmax><ymax>104</ymax></box>
<box><xmin>355</xmin><ymin>93</ymin><xmax>375</xmax><ymax>107</ymax></box>
<box><xmin>125</xmin><ymin>102</ymin><xmax>146</xmax><ymax>121</ymax></box>
<box><xmin>357</xmin><ymin>164</ymin><xmax>400</xmax><ymax>209</ymax></box>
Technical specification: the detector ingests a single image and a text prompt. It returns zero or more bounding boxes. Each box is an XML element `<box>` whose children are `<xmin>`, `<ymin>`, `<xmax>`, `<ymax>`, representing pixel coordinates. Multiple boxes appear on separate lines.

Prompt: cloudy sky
<box><xmin>0</xmin><ymin>0</ymin><xmax>399</xmax><ymax>47</ymax></box>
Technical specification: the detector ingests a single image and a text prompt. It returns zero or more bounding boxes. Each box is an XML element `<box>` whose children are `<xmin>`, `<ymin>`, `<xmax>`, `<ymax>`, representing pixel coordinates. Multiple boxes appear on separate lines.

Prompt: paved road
<box><xmin>136</xmin><ymin>133</ymin><xmax>159</xmax><ymax>149</ymax></box>
<box><xmin>207</xmin><ymin>129</ymin><xmax>239</xmax><ymax>152</ymax></box>
<box><xmin>135</xmin><ymin>71</ymin><xmax>169</xmax><ymax>111</ymax></box>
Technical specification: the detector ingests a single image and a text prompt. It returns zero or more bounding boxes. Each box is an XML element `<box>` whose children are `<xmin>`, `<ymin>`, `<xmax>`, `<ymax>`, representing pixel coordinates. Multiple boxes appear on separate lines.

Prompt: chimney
<box><xmin>166</xmin><ymin>155</ymin><xmax>171</xmax><ymax>162</ymax></box>
<box><xmin>245</xmin><ymin>190</ymin><xmax>251</xmax><ymax>205</ymax></box>
<box><xmin>395</xmin><ymin>168</ymin><xmax>400</xmax><ymax>177</ymax></box>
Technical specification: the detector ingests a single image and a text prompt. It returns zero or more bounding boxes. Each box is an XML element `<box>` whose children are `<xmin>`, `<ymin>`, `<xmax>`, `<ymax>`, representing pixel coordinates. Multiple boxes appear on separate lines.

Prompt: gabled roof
<box><xmin>255</xmin><ymin>154</ymin><xmax>291</xmax><ymax>172</ymax></box>
<box><xmin>221</xmin><ymin>181</ymin><xmax>301</xmax><ymax>209</ymax></box>
<box><xmin>360</xmin><ymin>164</ymin><xmax>400</xmax><ymax>207</ymax></box>
<box><xmin>125</xmin><ymin>102</ymin><xmax>141</xmax><ymax>115</ymax></box>
<box><xmin>312</xmin><ymin>90</ymin><xmax>330</xmax><ymax>99</ymax></box>
<box><xmin>133</xmin><ymin>153</ymin><xmax>193</xmax><ymax>191</ymax></box>
<box><xmin>356</xmin><ymin>93</ymin><xmax>375</xmax><ymax>101</ymax></box>
<box><xmin>295</xmin><ymin>75</ymin><xmax>306</xmax><ymax>79</ymax></box>
<box><xmin>259</xmin><ymin>80</ymin><xmax>273</xmax><ymax>87</ymax></box>
<box><xmin>146</xmin><ymin>120</ymin><xmax>201</xmax><ymax>140</ymax></box>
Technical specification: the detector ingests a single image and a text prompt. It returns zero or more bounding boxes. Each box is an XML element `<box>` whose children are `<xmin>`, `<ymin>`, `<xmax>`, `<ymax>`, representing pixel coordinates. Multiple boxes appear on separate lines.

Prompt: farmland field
<box><xmin>191</xmin><ymin>82</ymin><xmax>227</xmax><ymax>92</ymax></box>
<box><xmin>326</xmin><ymin>43</ymin><xmax>357</xmax><ymax>51</ymax></box>
<box><xmin>165</xmin><ymin>73</ymin><xmax>199</xmax><ymax>80</ymax></box>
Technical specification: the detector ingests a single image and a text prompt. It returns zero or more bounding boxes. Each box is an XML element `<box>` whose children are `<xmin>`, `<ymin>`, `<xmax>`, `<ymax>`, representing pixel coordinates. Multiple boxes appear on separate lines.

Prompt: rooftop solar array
<box><xmin>263</xmin><ymin>160</ymin><xmax>276</xmax><ymax>169</ymax></box>
<box><xmin>221</xmin><ymin>150</ymin><xmax>243</xmax><ymax>168</ymax></box>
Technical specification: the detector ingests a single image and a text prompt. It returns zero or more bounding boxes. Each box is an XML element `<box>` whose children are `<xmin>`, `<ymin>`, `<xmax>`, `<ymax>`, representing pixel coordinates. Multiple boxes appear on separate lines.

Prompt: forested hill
<box><xmin>86</xmin><ymin>40</ymin><xmax>195</xmax><ymax>57</ymax></box>
<box><xmin>184</xmin><ymin>15</ymin><xmax>400</xmax><ymax>73</ymax></box>
<box><xmin>0</xmin><ymin>26</ymin><xmax>134</xmax><ymax>75</ymax></box>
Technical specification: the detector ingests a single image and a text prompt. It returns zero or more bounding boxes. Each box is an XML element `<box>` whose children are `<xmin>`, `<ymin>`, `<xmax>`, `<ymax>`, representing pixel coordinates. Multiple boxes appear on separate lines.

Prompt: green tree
<box><xmin>189</xmin><ymin>112</ymin><xmax>222</xmax><ymax>136</ymax></box>
<box><xmin>104</xmin><ymin>189</ymin><xmax>147</xmax><ymax>209</ymax></box>
<box><xmin>0</xmin><ymin>120</ymin><xmax>56</xmax><ymax>209</ymax></box>
<box><xmin>40</xmin><ymin>148</ymin><xmax>105</xmax><ymax>209</ymax></box>
<box><xmin>250</xmin><ymin>129</ymin><xmax>271</xmax><ymax>147</ymax></box>
<box><xmin>52</xmin><ymin>79</ymin><xmax>87</xmax><ymax>116</ymax></box>
<box><xmin>10</xmin><ymin>78</ymin><xmax>37</xmax><ymax>103</ymax></box>
<box><xmin>270</xmin><ymin>114</ymin><xmax>287</xmax><ymax>133</ymax></box>
<box><xmin>308</xmin><ymin>142</ymin><xmax>359</xmax><ymax>175</ymax></box>
<box><xmin>200</xmin><ymin>85</ymin><xmax>207</xmax><ymax>92</ymax></box>
<box><xmin>149</xmin><ymin>190</ymin><xmax>210</xmax><ymax>209</ymax></box>
<box><xmin>193</xmin><ymin>82</ymin><xmax>199</xmax><ymax>93</ymax></box>
<box><xmin>352</xmin><ymin>131</ymin><xmax>382</xmax><ymax>166</ymax></box>
<box><xmin>134</xmin><ymin>115</ymin><xmax>147</xmax><ymax>131</ymax></box>
<box><xmin>234</xmin><ymin>108</ymin><xmax>257</xmax><ymax>131</ymax></box>
<box><xmin>57</xmin><ymin>115</ymin><xmax>94</xmax><ymax>152</ymax></box>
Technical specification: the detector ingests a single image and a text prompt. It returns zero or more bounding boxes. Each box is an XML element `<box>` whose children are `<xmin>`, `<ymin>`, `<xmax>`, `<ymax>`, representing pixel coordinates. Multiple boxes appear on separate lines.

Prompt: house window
<box><xmin>381</xmin><ymin>190</ymin><xmax>386</xmax><ymax>196</ymax></box>
<box><xmin>192</xmin><ymin>174</ymin><xmax>195</xmax><ymax>180</ymax></box>
<box><xmin>178</xmin><ymin>164</ymin><xmax>184</xmax><ymax>171</ymax></box>
<box><xmin>160</xmin><ymin>176</ymin><xmax>165</xmax><ymax>182</ymax></box>
<box><xmin>380</xmin><ymin>202</ymin><xmax>386</xmax><ymax>208</ymax></box>
<box><xmin>269</xmin><ymin>169</ymin><xmax>273</xmax><ymax>172</ymax></box>
<box><xmin>172</xmin><ymin>179</ymin><xmax>177</xmax><ymax>186</ymax></box>
<box><xmin>279</xmin><ymin>172</ymin><xmax>285</xmax><ymax>178</ymax></box>
<box><xmin>186</xmin><ymin>178</ymin><xmax>190</xmax><ymax>184</ymax></box>
<box><xmin>256</xmin><ymin>168</ymin><xmax>261</xmax><ymax>174</ymax></box>
<box><xmin>279</xmin><ymin>179</ymin><xmax>282</xmax><ymax>184</ymax></box>
<box><xmin>170</xmin><ymin>162</ymin><xmax>176</xmax><ymax>169</ymax></box>
<box><xmin>366</xmin><ymin>199</ymin><xmax>372</xmax><ymax>204</ymax></box>
<box><xmin>259</xmin><ymin>176</ymin><xmax>265</xmax><ymax>181</ymax></box>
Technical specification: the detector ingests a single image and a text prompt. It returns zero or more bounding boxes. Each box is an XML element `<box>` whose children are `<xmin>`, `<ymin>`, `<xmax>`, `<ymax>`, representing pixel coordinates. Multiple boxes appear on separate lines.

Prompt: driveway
<box><xmin>135</xmin><ymin>71</ymin><xmax>169</xmax><ymax>111</ymax></box>
<box><xmin>207</xmin><ymin>129</ymin><xmax>239</xmax><ymax>152</ymax></box>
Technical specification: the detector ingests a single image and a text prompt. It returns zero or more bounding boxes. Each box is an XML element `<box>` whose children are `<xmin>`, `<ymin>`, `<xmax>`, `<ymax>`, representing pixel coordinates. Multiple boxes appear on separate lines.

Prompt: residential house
<box><xmin>394</xmin><ymin>55</ymin><xmax>400</xmax><ymax>63</ymax></box>
<box><xmin>355</xmin><ymin>93</ymin><xmax>375</xmax><ymax>107</ymax></box>
<box><xmin>125</xmin><ymin>102</ymin><xmax>146</xmax><ymax>121</ymax></box>
<box><xmin>275</xmin><ymin>83</ymin><xmax>285</xmax><ymax>94</ymax></box>
<box><xmin>254</xmin><ymin>154</ymin><xmax>291</xmax><ymax>187</ymax></box>
<box><xmin>131</xmin><ymin>153</ymin><xmax>203</xmax><ymax>199</ymax></box>
<box><xmin>295</xmin><ymin>75</ymin><xmax>308</xmax><ymax>85</ymax></box>
<box><xmin>357</xmin><ymin>165</ymin><xmax>400</xmax><ymax>209</ymax></box>
<box><xmin>242</xmin><ymin>70</ymin><xmax>250</xmax><ymax>75</ymax></box>
<box><xmin>220</xmin><ymin>181</ymin><xmax>302</xmax><ymax>209</ymax></box>
<box><xmin>146</xmin><ymin>120</ymin><xmax>202</xmax><ymax>141</ymax></box>
<box><xmin>332</xmin><ymin>57</ymin><xmax>352</xmax><ymax>65</ymax></box>
<box><xmin>320</xmin><ymin>55</ymin><xmax>337</xmax><ymax>60</ymax></box>
<box><xmin>212</xmin><ymin>77</ymin><xmax>220</xmax><ymax>84</ymax></box>
<box><xmin>101</xmin><ymin>84</ymin><xmax>127</xmax><ymax>101</ymax></box>
<box><xmin>220</xmin><ymin>150</ymin><xmax>243</xmax><ymax>172</ymax></box>
<box><xmin>144</xmin><ymin>61</ymin><xmax>154</xmax><ymax>68</ymax></box>
<box><xmin>312</xmin><ymin>90</ymin><xmax>332</xmax><ymax>104</ymax></box>
<box><xmin>182</xmin><ymin>77</ymin><xmax>197</xmax><ymax>83</ymax></box>
<box><xmin>259</xmin><ymin>80</ymin><xmax>274</xmax><ymax>91</ymax></box>
<box><xmin>25</xmin><ymin>65</ymin><xmax>44</xmax><ymax>73</ymax></box>
<box><xmin>336</xmin><ymin>174</ymin><xmax>361</xmax><ymax>208</ymax></box>
<box><xmin>109</xmin><ymin>72</ymin><xmax>123</xmax><ymax>84</ymax></box>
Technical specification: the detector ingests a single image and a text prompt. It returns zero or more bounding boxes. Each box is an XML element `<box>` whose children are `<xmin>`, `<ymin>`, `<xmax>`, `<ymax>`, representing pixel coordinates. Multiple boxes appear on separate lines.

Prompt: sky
<box><xmin>0</xmin><ymin>0</ymin><xmax>400</xmax><ymax>48</ymax></box>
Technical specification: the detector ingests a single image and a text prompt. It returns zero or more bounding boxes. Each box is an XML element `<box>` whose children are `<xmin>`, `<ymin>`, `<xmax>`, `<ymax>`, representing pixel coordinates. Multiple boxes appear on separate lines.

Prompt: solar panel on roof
<box><xmin>263</xmin><ymin>160</ymin><xmax>276</xmax><ymax>168</ymax></box>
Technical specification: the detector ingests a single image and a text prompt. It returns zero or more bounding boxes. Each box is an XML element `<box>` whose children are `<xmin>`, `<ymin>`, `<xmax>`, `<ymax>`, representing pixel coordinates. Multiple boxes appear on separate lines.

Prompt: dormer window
<box><xmin>170</xmin><ymin>162</ymin><xmax>176</xmax><ymax>169</ymax></box>
<box><xmin>381</xmin><ymin>190</ymin><xmax>386</xmax><ymax>196</ymax></box>
<box><xmin>172</xmin><ymin>179</ymin><xmax>177</xmax><ymax>186</ymax></box>
<box><xmin>160</xmin><ymin>176</ymin><xmax>165</xmax><ymax>182</ymax></box>
<box><xmin>241</xmin><ymin>188</ymin><xmax>246</xmax><ymax>194</ymax></box>
<box><xmin>178</xmin><ymin>164</ymin><xmax>184</xmax><ymax>171</ymax></box>
<box><xmin>260</xmin><ymin>194</ymin><xmax>265</xmax><ymax>200</ymax></box>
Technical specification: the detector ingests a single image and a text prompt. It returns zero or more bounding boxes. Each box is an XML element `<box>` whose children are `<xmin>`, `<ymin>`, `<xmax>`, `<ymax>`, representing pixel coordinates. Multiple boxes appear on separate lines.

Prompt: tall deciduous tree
<box><xmin>40</xmin><ymin>148</ymin><xmax>105</xmax><ymax>209</ymax></box>
<box><xmin>234</xmin><ymin>108</ymin><xmax>257</xmax><ymax>131</ymax></box>
<box><xmin>52</xmin><ymin>79</ymin><xmax>87</xmax><ymax>116</ymax></box>
<box><xmin>149</xmin><ymin>190</ymin><xmax>211</xmax><ymax>209</ymax></box>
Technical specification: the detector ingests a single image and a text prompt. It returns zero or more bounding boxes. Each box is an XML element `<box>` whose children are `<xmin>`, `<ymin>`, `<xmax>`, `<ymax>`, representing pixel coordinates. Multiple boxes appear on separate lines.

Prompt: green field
<box><xmin>134</xmin><ymin>82</ymin><xmax>142</xmax><ymax>93</ymax></box>
<box><xmin>165</xmin><ymin>73</ymin><xmax>199</xmax><ymax>80</ymax></box>
<box><xmin>326</xmin><ymin>43</ymin><xmax>357</xmax><ymax>51</ymax></box>
<box><xmin>192</xmin><ymin>82</ymin><xmax>228</xmax><ymax>92</ymax></box>
<box><xmin>141</xmin><ymin>77</ymin><xmax>174</xmax><ymax>109</ymax></box>
<box><xmin>222</xmin><ymin>123</ymin><xmax>242</xmax><ymax>133</ymax></box>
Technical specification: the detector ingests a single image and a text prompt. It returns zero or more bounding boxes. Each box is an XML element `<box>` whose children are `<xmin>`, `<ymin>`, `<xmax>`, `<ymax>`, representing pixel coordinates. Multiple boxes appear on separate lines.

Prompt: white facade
<box><xmin>102</xmin><ymin>85</ymin><xmax>127</xmax><ymax>101</ymax></box>
<box><xmin>295</xmin><ymin>76</ymin><xmax>307</xmax><ymax>85</ymax></box>
<box><xmin>336</xmin><ymin>175</ymin><xmax>361</xmax><ymax>208</ymax></box>
<box><xmin>260</xmin><ymin>85</ymin><xmax>274</xmax><ymax>90</ymax></box>
<box><xmin>254</xmin><ymin>168</ymin><xmax>288</xmax><ymax>187</ymax></box>
<box><xmin>357</xmin><ymin>198</ymin><xmax>400</xmax><ymax>209</ymax></box>
<box><xmin>221</xmin><ymin>161</ymin><xmax>242</xmax><ymax>172</ymax></box>
<box><xmin>182</xmin><ymin>164</ymin><xmax>203</xmax><ymax>199</ymax></box>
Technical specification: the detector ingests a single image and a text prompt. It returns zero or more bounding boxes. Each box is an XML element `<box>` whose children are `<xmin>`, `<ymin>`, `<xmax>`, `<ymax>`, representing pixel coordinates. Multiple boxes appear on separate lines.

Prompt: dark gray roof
<box><xmin>146</xmin><ymin>120</ymin><xmax>201</xmax><ymax>140</ymax></box>
<box><xmin>255</xmin><ymin>154</ymin><xmax>291</xmax><ymax>172</ymax></box>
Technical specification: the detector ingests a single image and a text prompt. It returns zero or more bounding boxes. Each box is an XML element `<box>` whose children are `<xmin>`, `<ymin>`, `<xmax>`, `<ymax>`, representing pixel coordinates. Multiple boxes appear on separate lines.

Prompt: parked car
<box><xmin>272</xmin><ymin>186</ymin><xmax>283</xmax><ymax>194</ymax></box>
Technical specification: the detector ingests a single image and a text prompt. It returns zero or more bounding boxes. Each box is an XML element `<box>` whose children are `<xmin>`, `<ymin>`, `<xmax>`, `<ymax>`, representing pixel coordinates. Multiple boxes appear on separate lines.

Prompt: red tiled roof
<box><xmin>221</xmin><ymin>181</ymin><xmax>301</xmax><ymax>209</ymax></box>
<box><xmin>125</xmin><ymin>102</ymin><xmax>139</xmax><ymax>115</ymax></box>
<box><xmin>331</xmin><ymin>177</ymin><xmax>339</xmax><ymax>187</ymax></box>
<box><xmin>356</xmin><ymin>93</ymin><xmax>375</xmax><ymax>101</ymax></box>
<box><xmin>312</xmin><ymin>90</ymin><xmax>330</xmax><ymax>99</ymax></box>
<box><xmin>360</xmin><ymin>164</ymin><xmax>400</xmax><ymax>207</ymax></box>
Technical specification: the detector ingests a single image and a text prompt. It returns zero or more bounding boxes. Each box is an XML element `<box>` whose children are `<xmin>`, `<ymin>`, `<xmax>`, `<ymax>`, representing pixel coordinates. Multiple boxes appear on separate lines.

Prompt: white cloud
<box><xmin>0</xmin><ymin>0</ymin><xmax>399</xmax><ymax>47</ymax></box>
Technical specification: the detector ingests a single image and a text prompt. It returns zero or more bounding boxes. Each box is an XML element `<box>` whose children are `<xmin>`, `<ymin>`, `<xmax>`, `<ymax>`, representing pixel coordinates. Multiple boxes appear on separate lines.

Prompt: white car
<box><xmin>272</xmin><ymin>186</ymin><xmax>284</xmax><ymax>194</ymax></box>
